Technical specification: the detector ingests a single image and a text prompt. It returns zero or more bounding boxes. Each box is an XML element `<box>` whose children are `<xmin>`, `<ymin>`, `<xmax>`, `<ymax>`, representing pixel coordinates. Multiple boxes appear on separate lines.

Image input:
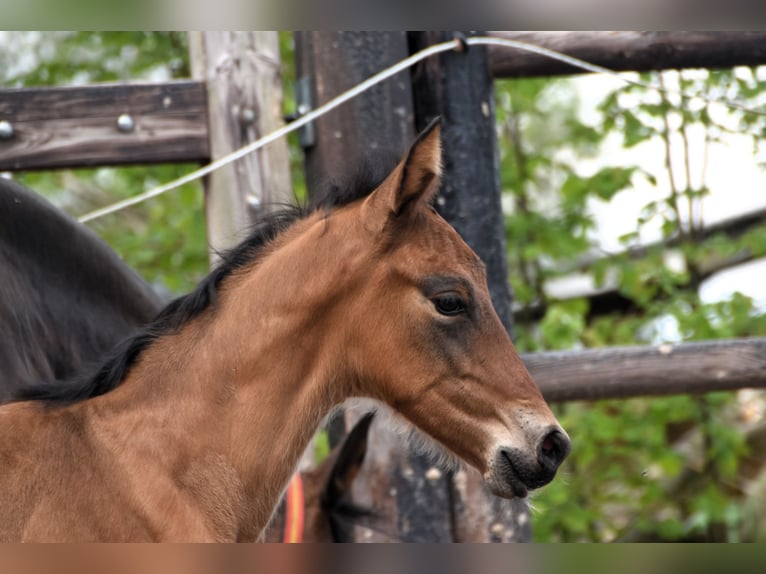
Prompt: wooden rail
<box><xmin>0</xmin><ymin>81</ymin><xmax>209</xmax><ymax>170</ymax></box>
<box><xmin>488</xmin><ymin>31</ymin><xmax>766</xmax><ymax>78</ymax></box>
<box><xmin>525</xmin><ymin>337</ymin><xmax>766</xmax><ymax>403</ymax></box>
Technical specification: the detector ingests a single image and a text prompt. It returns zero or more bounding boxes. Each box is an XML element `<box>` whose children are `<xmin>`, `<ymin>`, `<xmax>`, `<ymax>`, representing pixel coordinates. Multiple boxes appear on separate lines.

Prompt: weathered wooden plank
<box><xmin>410</xmin><ymin>30</ymin><xmax>531</xmax><ymax>543</ymax></box>
<box><xmin>0</xmin><ymin>80</ymin><xmax>209</xmax><ymax>170</ymax></box>
<box><xmin>525</xmin><ymin>338</ymin><xmax>766</xmax><ymax>403</ymax></box>
<box><xmin>189</xmin><ymin>32</ymin><xmax>293</xmax><ymax>261</ymax></box>
<box><xmin>488</xmin><ymin>31</ymin><xmax>766</xmax><ymax>78</ymax></box>
<box><xmin>295</xmin><ymin>31</ymin><xmax>415</xmax><ymax>181</ymax></box>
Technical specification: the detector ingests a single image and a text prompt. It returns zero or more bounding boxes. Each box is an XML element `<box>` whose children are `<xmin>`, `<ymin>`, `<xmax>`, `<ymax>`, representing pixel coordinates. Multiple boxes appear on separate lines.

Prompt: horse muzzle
<box><xmin>487</xmin><ymin>426</ymin><xmax>571</xmax><ymax>498</ymax></box>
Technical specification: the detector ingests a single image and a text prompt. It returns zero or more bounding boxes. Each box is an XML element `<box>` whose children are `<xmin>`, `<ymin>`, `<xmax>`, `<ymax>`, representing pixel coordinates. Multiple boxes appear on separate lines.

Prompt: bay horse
<box><xmin>1</xmin><ymin>119</ymin><xmax>569</xmax><ymax>541</ymax></box>
<box><xmin>0</xmin><ymin>174</ymin><xmax>373</xmax><ymax>542</ymax></box>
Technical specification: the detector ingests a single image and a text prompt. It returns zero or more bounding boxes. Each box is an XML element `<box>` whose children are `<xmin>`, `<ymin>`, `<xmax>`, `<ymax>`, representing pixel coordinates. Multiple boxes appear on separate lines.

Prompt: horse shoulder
<box><xmin>85</xmin><ymin>402</ymin><xmax>248</xmax><ymax>542</ymax></box>
<box><xmin>0</xmin><ymin>404</ymin><xmax>97</xmax><ymax>539</ymax></box>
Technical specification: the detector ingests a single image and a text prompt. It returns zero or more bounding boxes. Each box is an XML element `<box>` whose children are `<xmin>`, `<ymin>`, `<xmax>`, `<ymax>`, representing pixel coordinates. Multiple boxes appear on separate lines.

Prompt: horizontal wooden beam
<box><xmin>524</xmin><ymin>337</ymin><xmax>766</xmax><ymax>403</ymax></box>
<box><xmin>488</xmin><ymin>31</ymin><xmax>766</xmax><ymax>78</ymax></box>
<box><xmin>0</xmin><ymin>80</ymin><xmax>210</xmax><ymax>170</ymax></box>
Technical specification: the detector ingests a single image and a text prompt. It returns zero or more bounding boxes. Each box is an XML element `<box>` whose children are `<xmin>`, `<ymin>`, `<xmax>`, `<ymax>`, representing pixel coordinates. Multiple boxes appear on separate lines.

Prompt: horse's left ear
<box><xmin>393</xmin><ymin>117</ymin><xmax>442</xmax><ymax>213</ymax></box>
<box><xmin>323</xmin><ymin>412</ymin><xmax>374</xmax><ymax>507</ymax></box>
<box><xmin>363</xmin><ymin>118</ymin><xmax>442</xmax><ymax>228</ymax></box>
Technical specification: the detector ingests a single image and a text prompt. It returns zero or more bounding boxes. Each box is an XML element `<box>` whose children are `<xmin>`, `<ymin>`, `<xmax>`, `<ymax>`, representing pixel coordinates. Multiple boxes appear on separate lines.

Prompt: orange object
<box><xmin>283</xmin><ymin>473</ymin><xmax>305</xmax><ymax>543</ymax></box>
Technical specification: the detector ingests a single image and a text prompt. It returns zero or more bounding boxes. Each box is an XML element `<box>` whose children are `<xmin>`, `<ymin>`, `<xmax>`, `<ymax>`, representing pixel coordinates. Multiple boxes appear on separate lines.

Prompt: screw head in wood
<box><xmin>116</xmin><ymin>113</ymin><xmax>135</xmax><ymax>133</ymax></box>
<box><xmin>0</xmin><ymin>120</ymin><xmax>13</xmax><ymax>140</ymax></box>
<box><xmin>240</xmin><ymin>108</ymin><xmax>256</xmax><ymax>125</ymax></box>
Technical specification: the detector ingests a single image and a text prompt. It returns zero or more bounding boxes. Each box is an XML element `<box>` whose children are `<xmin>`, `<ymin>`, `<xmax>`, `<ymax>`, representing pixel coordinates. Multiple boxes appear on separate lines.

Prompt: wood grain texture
<box><xmin>488</xmin><ymin>31</ymin><xmax>766</xmax><ymax>78</ymax></box>
<box><xmin>524</xmin><ymin>338</ymin><xmax>766</xmax><ymax>403</ymax></box>
<box><xmin>189</xmin><ymin>32</ymin><xmax>293</xmax><ymax>261</ymax></box>
<box><xmin>295</xmin><ymin>31</ymin><xmax>415</xmax><ymax>181</ymax></box>
<box><xmin>0</xmin><ymin>81</ymin><xmax>209</xmax><ymax>170</ymax></box>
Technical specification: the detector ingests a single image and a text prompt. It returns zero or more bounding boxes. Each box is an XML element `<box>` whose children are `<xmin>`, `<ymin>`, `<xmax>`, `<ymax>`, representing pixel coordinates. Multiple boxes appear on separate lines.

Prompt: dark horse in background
<box><xmin>0</xmin><ymin>177</ymin><xmax>161</xmax><ymax>400</ymax></box>
<box><xmin>0</xmin><ymin>176</ymin><xmax>372</xmax><ymax>542</ymax></box>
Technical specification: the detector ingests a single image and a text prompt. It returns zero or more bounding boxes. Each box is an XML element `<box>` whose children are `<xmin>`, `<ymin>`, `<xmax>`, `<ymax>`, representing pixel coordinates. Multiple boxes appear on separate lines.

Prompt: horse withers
<box><xmin>1</xmin><ymin>119</ymin><xmax>569</xmax><ymax>541</ymax></box>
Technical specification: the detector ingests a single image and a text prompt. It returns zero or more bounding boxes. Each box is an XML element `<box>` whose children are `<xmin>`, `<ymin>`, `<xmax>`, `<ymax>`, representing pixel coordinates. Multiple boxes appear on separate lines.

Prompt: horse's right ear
<box><xmin>362</xmin><ymin>118</ymin><xmax>442</xmax><ymax>231</ymax></box>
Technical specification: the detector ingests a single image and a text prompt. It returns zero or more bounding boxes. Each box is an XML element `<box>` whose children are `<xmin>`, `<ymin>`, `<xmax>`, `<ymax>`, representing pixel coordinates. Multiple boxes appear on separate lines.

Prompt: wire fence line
<box><xmin>77</xmin><ymin>34</ymin><xmax>766</xmax><ymax>224</ymax></box>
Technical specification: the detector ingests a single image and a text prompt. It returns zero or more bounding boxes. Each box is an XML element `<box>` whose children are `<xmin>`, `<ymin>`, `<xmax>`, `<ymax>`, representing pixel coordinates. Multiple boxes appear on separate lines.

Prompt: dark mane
<box><xmin>12</xmin><ymin>155</ymin><xmax>399</xmax><ymax>406</ymax></box>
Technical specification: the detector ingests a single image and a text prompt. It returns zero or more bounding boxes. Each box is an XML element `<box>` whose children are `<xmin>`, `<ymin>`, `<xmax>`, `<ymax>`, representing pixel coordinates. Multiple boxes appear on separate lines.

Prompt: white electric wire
<box><xmin>77</xmin><ymin>40</ymin><xmax>461</xmax><ymax>223</ymax></box>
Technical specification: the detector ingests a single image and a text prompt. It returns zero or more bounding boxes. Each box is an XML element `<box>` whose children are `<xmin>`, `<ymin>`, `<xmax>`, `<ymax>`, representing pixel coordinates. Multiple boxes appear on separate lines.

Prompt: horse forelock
<box><xmin>11</xmin><ymin>154</ymin><xmax>401</xmax><ymax>406</ymax></box>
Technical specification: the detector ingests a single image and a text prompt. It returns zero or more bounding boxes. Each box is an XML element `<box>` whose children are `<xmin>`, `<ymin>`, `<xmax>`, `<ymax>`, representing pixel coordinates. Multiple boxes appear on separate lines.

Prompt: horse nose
<box><xmin>537</xmin><ymin>427</ymin><xmax>571</xmax><ymax>475</ymax></box>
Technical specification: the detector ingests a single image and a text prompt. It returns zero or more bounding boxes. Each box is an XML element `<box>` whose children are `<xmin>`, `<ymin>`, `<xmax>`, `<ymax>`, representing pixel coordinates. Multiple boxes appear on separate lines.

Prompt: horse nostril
<box><xmin>537</xmin><ymin>428</ymin><xmax>571</xmax><ymax>473</ymax></box>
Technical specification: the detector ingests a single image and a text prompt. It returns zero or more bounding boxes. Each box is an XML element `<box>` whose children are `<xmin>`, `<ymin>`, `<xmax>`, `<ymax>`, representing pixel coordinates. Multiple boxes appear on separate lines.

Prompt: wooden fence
<box><xmin>1</xmin><ymin>31</ymin><xmax>766</xmax><ymax>542</ymax></box>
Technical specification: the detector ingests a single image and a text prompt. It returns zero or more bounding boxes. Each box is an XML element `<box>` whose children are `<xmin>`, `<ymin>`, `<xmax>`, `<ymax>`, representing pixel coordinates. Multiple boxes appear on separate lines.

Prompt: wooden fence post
<box><xmin>189</xmin><ymin>32</ymin><xmax>292</xmax><ymax>264</ymax></box>
<box><xmin>295</xmin><ymin>31</ymin><xmax>455</xmax><ymax>543</ymax></box>
<box><xmin>410</xmin><ymin>30</ymin><xmax>532</xmax><ymax>542</ymax></box>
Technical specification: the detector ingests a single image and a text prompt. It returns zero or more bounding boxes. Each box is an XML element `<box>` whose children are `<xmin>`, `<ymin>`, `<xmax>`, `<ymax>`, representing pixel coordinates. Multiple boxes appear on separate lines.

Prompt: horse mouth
<box><xmin>500</xmin><ymin>451</ymin><xmax>529</xmax><ymax>498</ymax></box>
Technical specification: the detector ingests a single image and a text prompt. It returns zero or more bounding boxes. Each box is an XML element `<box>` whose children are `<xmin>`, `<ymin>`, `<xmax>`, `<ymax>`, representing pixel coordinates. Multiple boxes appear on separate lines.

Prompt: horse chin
<box><xmin>484</xmin><ymin>450</ymin><xmax>530</xmax><ymax>500</ymax></box>
<box><xmin>484</xmin><ymin>472</ymin><xmax>529</xmax><ymax>500</ymax></box>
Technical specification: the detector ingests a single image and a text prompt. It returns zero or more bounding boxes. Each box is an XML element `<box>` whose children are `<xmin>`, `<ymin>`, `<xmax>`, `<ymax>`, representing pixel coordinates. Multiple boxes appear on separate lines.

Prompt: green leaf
<box><xmin>622</xmin><ymin>110</ymin><xmax>655</xmax><ymax>147</ymax></box>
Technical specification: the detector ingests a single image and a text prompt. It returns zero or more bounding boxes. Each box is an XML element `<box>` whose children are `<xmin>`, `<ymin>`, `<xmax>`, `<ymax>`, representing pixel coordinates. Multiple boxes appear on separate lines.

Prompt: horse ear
<box><xmin>362</xmin><ymin>118</ymin><xmax>442</xmax><ymax>228</ymax></box>
<box><xmin>394</xmin><ymin>117</ymin><xmax>442</xmax><ymax>213</ymax></box>
<box><xmin>323</xmin><ymin>412</ymin><xmax>375</xmax><ymax>507</ymax></box>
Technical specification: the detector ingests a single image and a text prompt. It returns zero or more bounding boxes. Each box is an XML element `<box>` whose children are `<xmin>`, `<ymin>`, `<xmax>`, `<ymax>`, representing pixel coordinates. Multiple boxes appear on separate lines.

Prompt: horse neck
<box><xmin>82</xmin><ymin>210</ymin><xmax>366</xmax><ymax>538</ymax></box>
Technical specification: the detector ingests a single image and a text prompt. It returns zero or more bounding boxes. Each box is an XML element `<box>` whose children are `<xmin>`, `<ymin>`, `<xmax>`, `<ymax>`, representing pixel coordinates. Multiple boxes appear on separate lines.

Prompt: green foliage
<box><xmin>497</xmin><ymin>67</ymin><xmax>766</xmax><ymax>542</ymax></box>
<box><xmin>497</xmin><ymin>77</ymin><xmax>637</xmax><ymax>318</ymax></box>
<box><xmin>2</xmin><ymin>32</ymin><xmax>189</xmax><ymax>88</ymax></box>
<box><xmin>278</xmin><ymin>31</ymin><xmax>308</xmax><ymax>205</ymax></box>
<box><xmin>313</xmin><ymin>430</ymin><xmax>331</xmax><ymax>463</ymax></box>
<box><xmin>539</xmin><ymin>300</ymin><xmax>588</xmax><ymax>350</ymax></box>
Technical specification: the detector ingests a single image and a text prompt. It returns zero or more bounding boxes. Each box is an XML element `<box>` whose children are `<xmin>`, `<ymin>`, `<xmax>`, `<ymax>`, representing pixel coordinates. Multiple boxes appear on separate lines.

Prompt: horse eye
<box><xmin>432</xmin><ymin>295</ymin><xmax>466</xmax><ymax>316</ymax></box>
